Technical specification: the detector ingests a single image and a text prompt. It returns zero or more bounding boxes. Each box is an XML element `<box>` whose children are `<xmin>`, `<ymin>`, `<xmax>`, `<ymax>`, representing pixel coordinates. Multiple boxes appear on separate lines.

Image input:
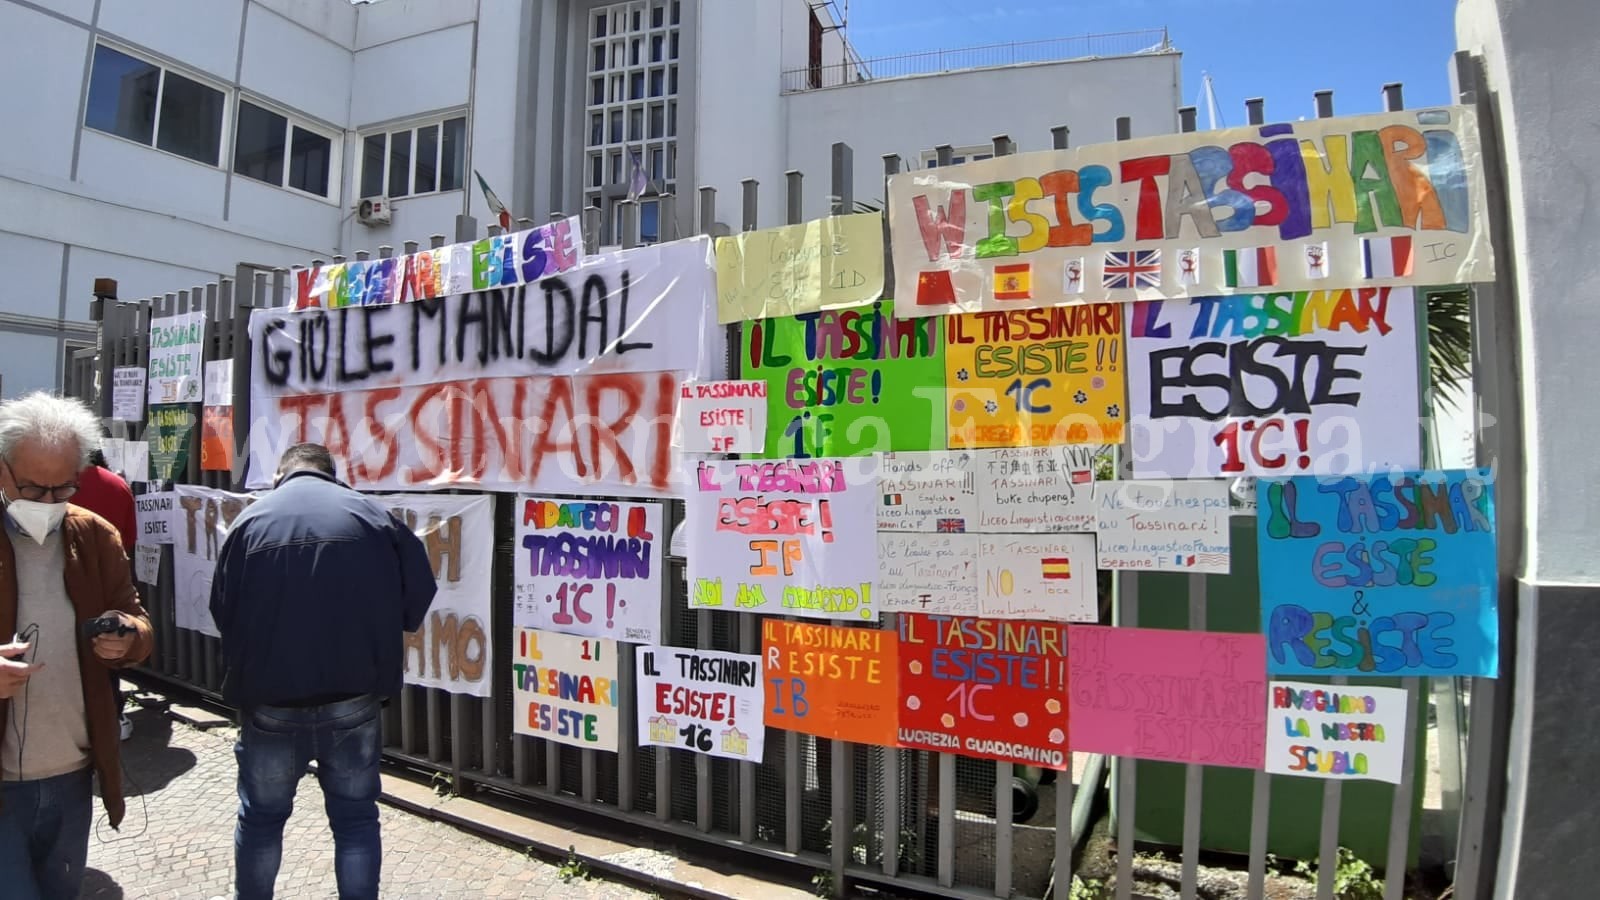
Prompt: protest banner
<box><xmin>743</xmin><ymin>302</ymin><xmax>945</xmax><ymax>458</ymax></box>
<box><xmin>134</xmin><ymin>491</ymin><xmax>175</xmax><ymax>545</ymax></box>
<box><xmin>673</xmin><ymin>380</ymin><xmax>767</xmax><ymax>454</ymax></box>
<box><xmin>1094</xmin><ymin>480</ymin><xmax>1231</xmax><ymax>573</ymax></box>
<box><xmin>513</xmin><ymin>496</ymin><xmax>662</xmax><ymax>643</ymax></box>
<box><xmin>877</xmin><ymin>450</ymin><xmax>977</xmax><ymax>532</ymax></box>
<box><xmin>148</xmin><ymin>405</ymin><xmax>196</xmax><ymax>483</ymax></box>
<box><xmin>897</xmin><ymin>614</ymin><xmax>1070</xmax><ymax>768</ymax></box>
<box><xmin>291</xmin><ymin>216</ymin><xmax>583</xmax><ymax>310</ymax></box>
<box><xmin>511</xmin><ymin>628</ymin><xmax>619</xmax><ymax>751</ymax></box>
<box><xmin>125</xmin><ymin>441</ymin><xmax>150</xmax><ymax>484</ymax></box>
<box><xmin>133</xmin><ymin>544</ymin><xmax>161</xmax><ymax>585</ymax></box>
<box><xmin>946</xmin><ymin>304</ymin><xmax>1126</xmax><ymax>448</ymax></box>
<box><xmin>976</xmin><ymin>533</ymin><xmax>1097</xmax><ymax>621</ymax></box>
<box><xmin>686</xmin><ymin>459</ymin><xmax>878</xmax><ymax>621</ymax></box>
<box><xmin>201</xmin><ymin>406</ymin><xmax>233</xmax><ymax>472</ymax></box>
<box><xmin>877</xmin><ymin>532</ymin><xmax>978</xmax><ymax>615</ymax></box>
<box><xmin>761</xmin><ymin>619</ymin><xmax>897</xmax><ymax>745</ymax></box>
<box><xmin>637</xmin><ymin>646</ymin><xmax>765</xmax><ymax>762</ymax></box>
<box><xmin>715</xmin><ymin>213</ymin><xmax>885</xmax><ymax>323</ymax></box>
<box><xmin>1266</xmin><ymin>681</ymin><xmax>1408</xmax><ymax>784</ymax></box>
<box><xmin>148</xmin><ymin>311</ymin><xmax>206</xmax><ymax>404</ymax></box>
<box><xmin>375</xmin><ymin>494</ymin><xmax>495</xmax><ymax>696</ymax></box>
<box><xmin>1068</xmin><ymin>624</ymin><xmax>1267</xmax><ymax>768</ymax></box>
<box><xmin>242</xmin><ymin>370</ymin><xmax>685</xmax><ymax>497</ymax></box>
<box><xmin>1257</xmin><ymin>468</ymin><xmax>1497</xmax><ymax>676</ymax></box>
<box><xmin>887</xmin><ymin>107</ymin><xmax>1494</xmax><ymax>317</ymax></box>
<box><xmin>112</xmin><ymin>367</ymin><xmax>146</xmax><ymax>422</ymax></box>
<box><xmin>1126</xmin><ymin>289</ymin><xmax>1422</xmax><ymax>477</ymax></box>
<box><xmin>205</xmin><ymin>359</ymin><xmax>234</xmax><ymax>407</ymax></box>
<box><xmin>975</xmin><ymin>445</ymin><xmax>1099</xmax><ymax>533</ymax></box>
<box><xmin>172</xmin><ymin>485</ymin><xmax>258</xmax><ymax>636</ymax></box>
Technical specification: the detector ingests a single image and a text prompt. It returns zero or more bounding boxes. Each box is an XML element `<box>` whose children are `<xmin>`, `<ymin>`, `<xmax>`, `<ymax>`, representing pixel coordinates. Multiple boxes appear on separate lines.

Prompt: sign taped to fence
<box><xmin>975</xmin><ymin>445</ymin><xmax>1099</xmax><ymax>533</ymax></box>
<box><xmin>243</xmin><ymin>370</ymin><xmax>686</xmax><ymax>497</ymax></box>
<box><xmin>1266</xmin><ymin>680</ymin><xmax>1408</xmax><ymax>784</ymax></box>
<box><xmin>715</xmin><ymin>213</ymin><xmax>885</xmax><ymax>323</ymax></box>
<box><xmin>1257</xmin><ymin>468</ymin><xmax>1498</xmax><ymax>676</ymax></box>
<box><xmin>374</xmin><ymin>493</ymin><xmax>495</xmax><ymax>696</ymax></box>
<box><xmin>253</xmin><ymin>237</ymin><xmax>716</xmax><ymax>398</ymax></box>
<box><xmin>133</xmin><ymin>544</ymin><xmax>161</xmax><ymax>585</ymax></box>
<box><xmin>761</xmin><ymin>619</ymin><xmax>898</xmax><ymax>745</ymax></box>
<box><xmin>1126</xmin><ymin>289</ymin><xmax>1422</xmax><ymax>478</ymax></box>
<box><xmin>511</xmin><ymin>629</ymin><xmax>619</xmax><ymax>751</ymax></box>
<box><xmin>148</xmin><ymin>405</ymin><xmax>196</xmax><ymax>483</ymax></box>
<box><xmin>686</xmin><ymin>459</ymin><xmax>879</xmax><ymax>621</ymax></box>
<box><xmin>743</xmin><ymin>303</ymin><xmax>946</xmax><ymax>458</ymax></box>
<box><xmin>1068</xmin><ymin>624</ymin><xmax>1267</xmax><ymax>768</ymax></box>
<box><xmin>513</xmin><ymin>496</ymin><xmax>663</xmax><ymax>643</ymax></box>
<box><xmin>201</xmin><ymin>406</ymin><xmax>233</xmax><ymax>472</ymax></box>
<box><xmin>148</xmin><ymin>312</ymin><xmax>206</xmax><ymax>404</ymax></box>
<box><xmin>672</xmin><ymin>380</ymin><xmax>767</xmax><ymax>454</ymax></box>
<box><xmin>205</xmin><ymin>360</ymin><xmax>234</xmax><ymax>407</ymax></box>
<box><xmin>877</xmin><ymin>450</ymin><xmax>977</xmax><ymax>533</ymax></box>
<box><xmin>887</xmin><ymin>106</ymin><xmax>1494</xmax><ymax>317</ymax></box>
<box><xmin>877</xmin><ymin>532</ymin><xmax>978</xmax><ymax>615</ymax></box>
<box><xmin>897</xmin><ymin>615</ymin><xmax>1070</xmax><ymax>768</ymax></box>
<box><xmin>172</xmin><ymin>485</ymin><xmax>259</xmax><ymax>636</ymax></box>
<box><xmin>945</xmin><ymin>305</ymin><xmax>1126</xmax><ymax>447</ymax></box>
<box><xmin>637</xmin><ymin>646</ymin><xmax>765</xmax><ymax>762</ymax></box>
<box><xmin>977</xmin><ymin>533</ymin><xmax>1097</xmax><ymax>621</ymax></box>
<box><xmin>101</xmin><ymin>439</ymin><xmax>127</xmax><ymax>480</ymax></box>
<box><xmin>1094</xmin><ymin>480</ymin><xmax>1231</xmax><ymax>573</ymax></box>
<box><xmin>124</xmin><ymin>441</ymin><xmax>150</xmax><ymax>485</ymax></box>
<box><xmin>135</xmin><ymin>491</ymin><xmax>175</xmax><ymax>545</ymax></box>
<box><xmin>112</xmin><ymin>367</ymin><xmax>146</xmax><ymax>422</ymax></box>
<box><xmin>290</xmin><ymin>216</ymin><xmax>584</xmax><ymax>310</ymax></box>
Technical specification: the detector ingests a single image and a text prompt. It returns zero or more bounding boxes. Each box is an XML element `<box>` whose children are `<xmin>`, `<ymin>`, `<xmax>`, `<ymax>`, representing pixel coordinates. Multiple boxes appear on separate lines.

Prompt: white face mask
<box><xmin>2</xmin><ymin>496</ymin><xmax>68</xmax><ymax>545</ymax></box>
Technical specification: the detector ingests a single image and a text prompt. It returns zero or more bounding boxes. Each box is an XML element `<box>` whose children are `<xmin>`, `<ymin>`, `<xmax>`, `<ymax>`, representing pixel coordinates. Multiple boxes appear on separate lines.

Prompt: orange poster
<box><xmin>762</xmin><ymin>619</ymin><xmax>898</xmax><ymax>746</ymax></box>
<box><xmin>200</xmin><ymin>405</ymin><xmax>233</xmax><ymax>472</ymax></box>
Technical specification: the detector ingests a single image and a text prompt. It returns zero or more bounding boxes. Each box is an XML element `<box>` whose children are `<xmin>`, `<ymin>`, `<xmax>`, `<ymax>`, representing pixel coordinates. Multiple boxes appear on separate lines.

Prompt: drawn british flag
<box><xmin>936</xmin><ymin>518</ymin><xmax>966</xmax><ymax>533</ymax></box>
<box><xmin>1103</xmin><ymin>249</ymin><xmax>1163</xmax><ymax>290</ymax></box>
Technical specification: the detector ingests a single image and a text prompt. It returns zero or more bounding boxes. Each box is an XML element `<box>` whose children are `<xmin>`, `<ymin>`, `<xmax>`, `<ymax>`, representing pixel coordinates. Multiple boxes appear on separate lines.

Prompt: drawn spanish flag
<box><xmin>1041</xmin><ymin>557</ymin><xmax>1071</xmax><ymax>580</ymax></box>
<box><xmin>992</xmin><ymin>263</ymin><xmax>1032</xmax><ymax>300</ymax></box>
<box><xmin>916</xmin><ymin>270</ymin><xmax>955</xmax><ymax>306</ymax></box>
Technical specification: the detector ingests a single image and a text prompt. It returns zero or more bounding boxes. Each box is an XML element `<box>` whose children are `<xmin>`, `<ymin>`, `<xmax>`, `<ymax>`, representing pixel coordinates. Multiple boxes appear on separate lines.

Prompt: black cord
<box><xmin>6</xmin><ymin>622</ymin><xmax>39</xmax><ymax>781</ymax></box>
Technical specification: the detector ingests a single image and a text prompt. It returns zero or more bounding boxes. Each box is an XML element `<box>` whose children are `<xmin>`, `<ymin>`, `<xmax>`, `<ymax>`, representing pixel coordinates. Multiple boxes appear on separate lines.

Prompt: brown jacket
<box><xmin>0</xmin><ymin>505</ymin><xmax>155</xmax><ymax>828</ymax></box>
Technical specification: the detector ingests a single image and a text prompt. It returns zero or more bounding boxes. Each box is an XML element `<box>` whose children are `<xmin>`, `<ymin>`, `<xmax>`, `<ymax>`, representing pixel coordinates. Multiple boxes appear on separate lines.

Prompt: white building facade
<box><xmin>0</xmin><ymin>0</ymin><xmax>1180</xmax><ymax>396</ymax></box>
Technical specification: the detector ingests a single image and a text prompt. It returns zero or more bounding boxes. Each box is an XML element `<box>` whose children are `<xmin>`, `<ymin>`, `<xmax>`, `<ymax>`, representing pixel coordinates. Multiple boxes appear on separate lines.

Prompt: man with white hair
<box><xmin>0</xmin><ymin>392</ymin><xmax>153</xmax><ymax>899</ymax></box>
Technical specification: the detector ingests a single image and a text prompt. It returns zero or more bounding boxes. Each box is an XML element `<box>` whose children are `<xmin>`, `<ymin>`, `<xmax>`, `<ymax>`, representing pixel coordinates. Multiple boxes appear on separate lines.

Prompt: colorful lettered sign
<box><xmin>1266</xmin><ymin>681</ymin><xmax>1408</xmax><ymax>784</ymax></box>
<box><xmin>761</xmin><ymin>619</ymin><xmax>898</xmax><ymax>745</ymax></box>
<box><xmin>148</xmin><ymin>312</ymin><xmax>205</xmax><ymax>404</ymax></box>
<box><xmin>511</xmin><ymin>629</ymin><xmax>620</xmax><ymax>751</ymax></box>
<box><xmin>637</xmin><ymin>647</ymin><xmax>765</xmax><ymax>762</ymax></box>
<box><xmin>673</xmin><ymin>380</ymin><xmax>768</xmax><ymax>454</ymax></box>
<box><xmin>1094</xmin><ymin>480</ymin><xmax>1231</xmax><ymax>573</ymax></box>
<box><xmin>513</xmin><ymin>496</ymin><xmax>663</xmax><ymax>643</ymax></box>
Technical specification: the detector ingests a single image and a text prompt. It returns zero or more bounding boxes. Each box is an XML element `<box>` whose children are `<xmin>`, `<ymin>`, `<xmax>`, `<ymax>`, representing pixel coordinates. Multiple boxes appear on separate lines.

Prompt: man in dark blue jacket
<box><xmin>210</xmin><ymin>443</ymin><xmax>436</xmax><ymax>900</ymax></box>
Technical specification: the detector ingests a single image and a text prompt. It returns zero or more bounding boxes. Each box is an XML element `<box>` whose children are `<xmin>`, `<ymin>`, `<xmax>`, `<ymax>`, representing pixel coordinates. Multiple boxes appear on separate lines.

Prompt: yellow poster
<box><xmin>945</xmin><ymin>303</ymin><xmax>1126</xmax><ymax>448</ymax></box>
<box><xmin>715</xmin><ymin>213</ymin><xmax>885</xmax><ymax>324</ymax></box>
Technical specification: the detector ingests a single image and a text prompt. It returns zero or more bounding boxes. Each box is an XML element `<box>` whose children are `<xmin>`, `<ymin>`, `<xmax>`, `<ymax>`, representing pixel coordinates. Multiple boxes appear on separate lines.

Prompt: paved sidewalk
<box><xmin>81</xmin><ymin>702</ymin><xmax>657</xmax><ymax>899</ymax></box>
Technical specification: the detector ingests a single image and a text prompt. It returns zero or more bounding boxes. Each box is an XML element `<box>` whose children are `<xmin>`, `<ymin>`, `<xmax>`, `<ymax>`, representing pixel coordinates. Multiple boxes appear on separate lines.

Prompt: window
<box><xmin>650</xmin><ymin>68</ymin><xmax>664</xmax><ymax>98</ymax></box>
<box><xmin>586</xmin><ymin>1</ymin><xmax>681</xmax><ymax>224</ymax></box>
<box><xmin>808</xmin><ymin>10</ymin><xmax>824</xmax><ymax>89</ymax></box>
<box><xmin>651</xmin><ymin>3</ymin><xmax>665</xmax><ymax>29</ymax></box>
<box><xmin>591</xmin><ymin>154</ymin><xmax>603</xmax><ymax>188</ymax></box>
<box><xmin>85</xmin><ymin>44</ymin><xmax>225</xmax><ymax>166</ymax></box>
<box><xmin>594</xmin><ymin>13</ymin><xmax>607</xmax><ymax>38</ymax></box>
<box><xmin>630</xmin><ymin>72</ymin><xmax>644</xmax><ymax>100</ymax></box>
<box><xmin>592</xmin><ymin>44</ymin><xmax>606</xmax><ymax>72</ymax></box>
<box><xmin>233</xmin><ymin>100</ymin><xmax>334</xmax><ymax>198</ymax></box>
<box><xmin>590</xmin><ymin>113</ymin><xmax>604</xmax><ymax>146</ymax></box>
<box><xmin>649</xmin><ymin>146</ymin><xmax>663</xmax><ymax>181</ymax></box>
<box><xmin>629</xmin><ymin>107</ymin><xmax>643</xmax><ymax>142</ymax></box>
<box><xmin>670</xmin><ymin>32</ymin><xmax>679</xmax><ymax>59</ymax></box>
<box><xmin>641</xmin><ymin>200</ymin><xmax>659</xmax><ymax>244</ymax></box>
<box><xmin>668</xmin><ymin>66</ymin><xmax>677</xmax><ymax>95</ymax></box>
<box><xmin>651</xmin><ymin>35</ymin><xmax>663</xmax><ymax>63</ymax></box>
<box><xmin>648</xmin><ymin>104</ymin><xmax>664</xmax><ymax>139</ymax></box>
<box><xmin>609</xmin><ymin>109</ymin><xmax>622</xmax><ymax>143</ymax></box>
<box><xmin>920</xmin><ymin>145</ymin><xmax>996</xmax><ymax>169</ymax></box>
<box><xmin>591</xmin><ymin>77</ymin><xmax>604</xmax><ymax>105</ymax></box>
<box><xmin>357</xmin><ymin>115</ymin><xmax>466</xmax><ymax>199</ymax></box>
<box><xmin>288</xmin><ymin>125</ymin><xmax>331</xmax><ymax>196</ymax></box>
<box><xmin>672</xmin><ymin>1</ymin><xmax>680</xmax><ymax>25</ymax></box>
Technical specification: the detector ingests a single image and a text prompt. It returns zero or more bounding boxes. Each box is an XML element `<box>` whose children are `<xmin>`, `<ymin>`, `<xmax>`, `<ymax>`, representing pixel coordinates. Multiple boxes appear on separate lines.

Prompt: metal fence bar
<box><xmin>1384</xmin><ymin>677</ymin><xmax>1423</xmax><ymax>900</ymax></box>
<box><xmin>1248</xmin><ymin>769</ymin><xmax>1272</xmax><ymax>895</ymax></box>
<box><xmin>937</xmin><ymin>752</ymin><xmax>956</xmax><ymax>888</ymax></box>
<box><xmin>1114</xmin><ymin>561</ymin><xmax>1139</xmax><ymax>900</ymax></box>
<box><xmin>995</xmin><ymin>760</ymin><xmax>1014</xmax><ymax>898</ymax></box>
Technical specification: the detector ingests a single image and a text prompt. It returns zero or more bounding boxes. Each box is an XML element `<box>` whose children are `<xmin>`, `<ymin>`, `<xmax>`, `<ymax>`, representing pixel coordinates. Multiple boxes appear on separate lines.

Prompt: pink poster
<box><xmin>1067</xmin><ymin>625</ymin><xmax>1267</xmax><ymax>769</ymax></box>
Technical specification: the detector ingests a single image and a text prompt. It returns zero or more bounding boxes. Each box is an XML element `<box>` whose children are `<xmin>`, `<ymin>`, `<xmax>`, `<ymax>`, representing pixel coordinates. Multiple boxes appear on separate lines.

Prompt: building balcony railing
<box><xmin>782</xmin><ymin>27</ymin><xmax>1173</xmax><ymax>93</ymax></box>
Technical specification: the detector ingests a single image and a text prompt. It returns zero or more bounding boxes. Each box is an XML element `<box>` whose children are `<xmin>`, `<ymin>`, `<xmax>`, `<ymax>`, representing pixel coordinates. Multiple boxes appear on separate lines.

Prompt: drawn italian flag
<box><xmin>1362</xmin><ymin>236</ymin><xmax>1415</xmax><ymax>279</ymax></box>
<box><xmin>1223</xmin><ymin>247</ymin><xmax>1278</xmax><ymax>288</ymax></box>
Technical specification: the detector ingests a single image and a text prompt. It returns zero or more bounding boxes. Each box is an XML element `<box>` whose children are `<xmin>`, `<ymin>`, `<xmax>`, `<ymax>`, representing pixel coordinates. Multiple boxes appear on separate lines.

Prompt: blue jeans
<box><xmin>234</xmin><ymin>695</ymin><xmax>383</xmax><ymax>900</ymax></box>
<box><xmin>0</xmin><ymin>767</ymin><xmax>93</xmax><ymax>900</ymax></box>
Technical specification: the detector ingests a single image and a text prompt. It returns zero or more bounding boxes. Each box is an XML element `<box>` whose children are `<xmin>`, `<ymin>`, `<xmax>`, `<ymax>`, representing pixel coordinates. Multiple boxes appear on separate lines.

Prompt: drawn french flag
<box><xmin>1362</xmin><ymin>236</ymin><xmax>1415</xmax><ymax>279</ymax></box>
<box><xmin>1223</xmin><ymin>247</ymin><xmax>1278</xmax><ymax>288</ymax></box>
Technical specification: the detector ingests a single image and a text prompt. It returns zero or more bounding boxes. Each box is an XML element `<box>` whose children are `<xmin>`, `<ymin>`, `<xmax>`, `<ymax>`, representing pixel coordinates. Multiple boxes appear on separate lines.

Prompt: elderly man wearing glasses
<box><xmin>0</xmin><ymin>392</ymin><xmax>153</xmax><ymax>900</ymax></box>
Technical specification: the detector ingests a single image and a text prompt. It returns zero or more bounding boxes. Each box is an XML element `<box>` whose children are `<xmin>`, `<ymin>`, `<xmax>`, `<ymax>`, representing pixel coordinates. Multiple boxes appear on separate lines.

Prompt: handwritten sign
<box><xmin>201</xmin><ymin>406</ymin><xmax>233</xmax><ymax>472</ymax></box>
<box><xmin>687</xmin><ymin>459</ymin><xmax>878</xmax><ymax>621</ymax></box>
<box><xmin>112</xmin><ymin>367</ymin><xmax>146</xmax><ymax>422</ymax></box>
<box><xmin>124</xmin><ymin>441</ymin><xmax>149</xmax><ymax>484</ymax></box>
<box><xmin>638</xmin><ymin>646</ymin><xmax>765</xmax><ymax>762</ymax></box>
<box><xmin>1094</xmin><ymin>480</ymin><xmax>1231</xmax><ymax>573</ymax></box>
<box><xmin>1068</xmin><ymin>625</ymin><xmax>1267</xmax><ymax>768</ymax></box>
<box><xmin>134</xmin><ymin>491</ymin><xmax>174</xmax><ymax>545</ymax></box>
<box><xmin>511</xmin><ymin>629</ymin><xmax>619</xmax><ymax>751</ymax></box>
<box><xmin>975</xmin><ymin>445</ymin><xmax>1099</xmax><ymax>532</ymax></box>
<box><xmin>148</xmin><ymin>405</ymin><xmax>196</xmax><ymax>483</ymax></box>
<box><xmin>946</xmin><ymin>305</ymin><xmax>1126</xmax><ymax>447</ymax></box>
<box><xmin>101</xmin><ymin>438</ymin><xmax>127</xmax><ymax>479</ymax></box>
<box><xmin>204</xmin><ymin>359</ymin><xmax>234</xmax><ymax>407</ymax></box>
<box><xmin>897</xmin><ymin>614</ymin><xmax>1069</xmax><ymax>768</ymax></box>
<box><xmin>877</xmin><ymin>532</ymin><xmax>978</xmax><ymax>615</ymax></box>
<box><xmin>715</xmin><ymin>213</ymin><xmax>885</xmax><ymax>323</ymax></box>
<box><xmin>172</xmin><ymin>485</ymin><xmax>258</xmax><ymax>636</ymax></box>
<box><xmin>1257</xmin><ymin>469</ymin><xmax>1497</xmax><ymax>676</ymax></box>
<box><xmin>1127</xmin><ymin>289</ymin><xmax>1422</xmax><ymax>477</ymax></box>
<box><xmin>148</xmin><ymin>312</ymin><xmax>206</xmax><ymax>404</ymax></box>
<box><xmin>977</xmin><ymin>533</ymin><xmax>1097</xmax><ymax>621</ymax></box>
<box><xmin>673</xmin><ymin>380</ymin><xmax>767</xmax><ymax>453</ymax></box>
<box><xmin>877</xmin><ymin>450</ymin><xmax>977</xmax><ymax>532</ymax></box>
<box><xmin>513</xmin><ymin>497</ymin><xmax>662</xmax><ymax>643</ymax></box>
<box><xmin>743</xmin><ymin>303</ymin><xmax>945</xmax><ymax>458</ymax></box>
<box><xmin>888</xmin><ymin>107</ymin><xmax>1494</xmax><ymax>317</ymax></box>
<box><xmin>375</xmin><ymin>494</ymin><xmax>495</xmax><ymax>696</ymax></box>
<box><xmin>761</xmin><ymin>619</ymin><xmax>897</xmax><ymax>745</ymax></box>
<box><xmin>133</xmin><ymin>544</ymin><xmax>161</xmax><ymax>585</ymax></box>
<box><xmin>1266</xmin><ymin>681</ymin><xmax>1408</xmax><ymax>784</ymax></box>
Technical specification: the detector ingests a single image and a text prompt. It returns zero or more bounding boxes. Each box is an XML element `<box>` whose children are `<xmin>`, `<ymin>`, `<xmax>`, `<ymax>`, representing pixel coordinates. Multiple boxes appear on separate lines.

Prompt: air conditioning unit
<box><xmin>357</xmin><ymin>196</ymin><xmax>391</xmax><ymax>226</ymax></box>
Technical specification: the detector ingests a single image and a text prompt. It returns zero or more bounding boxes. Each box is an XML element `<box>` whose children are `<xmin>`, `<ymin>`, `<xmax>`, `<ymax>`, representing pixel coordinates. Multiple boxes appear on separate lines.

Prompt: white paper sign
<box><xmin>125</xmin><ymin>441</ymin><xmax>150</xmax><ymax>484</ymax></box>
<box><xmin>148</xmin><ymin>311</ymin><xmax>206</xmax><ymax>404</ymax></box>
<box><xmin>1093</xmin><ymin>480</ymin><xmax>1231</xmax><ymax>574</ymax></box>
<box><xmin>876</xmin><ymin>532</ymin><xmax>978</xmax><ymax>615</ymax></box>
<box><xmin>134</xmin><ymin>491</ymin><xmax>175</xmax><ymax>545</ymax></box>
<box><xmin>133</xmin><ymin>544</ymin><xmax>162</xmax><ymax>584</ymax></box>
<box><xmin>673</xmin><ymin>380</ymin><xmax>767</xmax><ymax>453</ymax></box>
<box><xmin>1266</xmin><ymin>681</ymin><xmax>1408</xmax><ymax>784</ymax></box>
<box><xmin>112</xmin><ymin>367</ymin><xmax>147</xmax><ymax>422</ymax></box>
<box><xmin>877</xmin><ymin>451</ymin><xmax>977</xmax><ymax>532</ymax></box>
<box><xmin>172</xmin><ymin>485</ymin><xmax>258</xmax><ymax>636</ymax></box>
<box><xmin>511</xmin><ymin>629</ymin><xmax>620</xmax><ymax>751</ymax></box>
<box><xmin>205</xmin><ymin>359</ymin><xmax>234</xmax><ymax>407</ymax></box>
<box><xmin>637</xmin><ymin>646</ymin><xmax>765</xmax><ymax>762</ymax></box>
<box><xmin>102</xmin><ymin>438</ymin><xmax>127</xmax><ymax>478</ymax></box>
<box><xmin>975</xmin><ymin>533</ymin><xmax>1097</xmax><ymax>621</ymax></box>
<box><xmin>513</xmin><ymin>496</ymin><xmax>663</xmax><ymax>643</ymax></box>
<box><xmin>975</xmin><ymin>446</ymin><xmax>1099</xmax><ymax>533</ymax></box>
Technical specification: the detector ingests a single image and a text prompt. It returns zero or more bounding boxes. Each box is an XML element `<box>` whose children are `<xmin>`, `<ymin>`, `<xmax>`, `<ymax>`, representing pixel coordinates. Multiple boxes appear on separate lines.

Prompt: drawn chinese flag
<box><xmin>992</xmin><ymin>263</ymin><xmax>1032</xmax><ymax>301</ymax></box>
<box><xmin>916</xmin><ymin>270</ymin><xmax>956</xmax><ymax>306</ymax></box>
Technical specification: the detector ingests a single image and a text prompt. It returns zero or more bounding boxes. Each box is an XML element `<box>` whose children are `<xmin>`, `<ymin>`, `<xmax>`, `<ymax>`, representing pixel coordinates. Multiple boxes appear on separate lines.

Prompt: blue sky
<box><xmin>844</xmin><ymin>0</ymin><xmax>1459</xmax><ymax>124</ymax></box>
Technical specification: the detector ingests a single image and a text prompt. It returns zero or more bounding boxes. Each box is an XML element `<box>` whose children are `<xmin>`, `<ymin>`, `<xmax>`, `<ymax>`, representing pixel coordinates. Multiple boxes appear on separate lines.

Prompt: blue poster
<box><xmin>1257</xmin><ymin>468</ymin><xmax>1497</xmax><ymax>677</ymax></box>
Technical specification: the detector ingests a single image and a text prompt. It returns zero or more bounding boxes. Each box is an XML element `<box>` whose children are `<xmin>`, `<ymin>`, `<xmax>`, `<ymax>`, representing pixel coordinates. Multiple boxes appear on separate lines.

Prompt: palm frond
<box><xmin>1425</xmin><ymin>289</ymin><xmax>1473</xmax><ymax>408</ymax></box>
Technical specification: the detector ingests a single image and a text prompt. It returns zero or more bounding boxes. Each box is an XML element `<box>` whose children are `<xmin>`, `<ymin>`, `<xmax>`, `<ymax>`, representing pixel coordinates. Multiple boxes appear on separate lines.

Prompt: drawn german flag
<box><xmin>992</xmin><ymin>263</ymin><xmax>1032</xmax><ymax>300</ymax></box>
<box><xmin>1041</xmin><ymin>557</ymin><xmax>1071</xmax><ymax>580</ymax></box>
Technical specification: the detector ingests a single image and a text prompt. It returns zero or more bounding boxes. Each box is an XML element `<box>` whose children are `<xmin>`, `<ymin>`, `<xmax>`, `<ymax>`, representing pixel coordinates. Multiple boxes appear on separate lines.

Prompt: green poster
<box><xmin>741</xmin><ymin>301</ymin><xmax>945</xmax><ymax>458</ymax></box>
<box><xmin>148</xmin><ymin>403</ymin><xmax>197</xmax><ymax>483</ymax></box>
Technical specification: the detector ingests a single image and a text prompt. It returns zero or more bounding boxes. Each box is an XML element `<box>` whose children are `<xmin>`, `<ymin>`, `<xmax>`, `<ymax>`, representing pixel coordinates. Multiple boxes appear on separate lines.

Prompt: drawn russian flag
<box><xmin>1223</xmin><ymin>247</ymin><xmax>1278</xmax><ymax>288</ymax></box>
<box><xmin>1362</xmin><ymin>236</ymin><xmax>1415</xmax><ymax>279</ymax></box>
